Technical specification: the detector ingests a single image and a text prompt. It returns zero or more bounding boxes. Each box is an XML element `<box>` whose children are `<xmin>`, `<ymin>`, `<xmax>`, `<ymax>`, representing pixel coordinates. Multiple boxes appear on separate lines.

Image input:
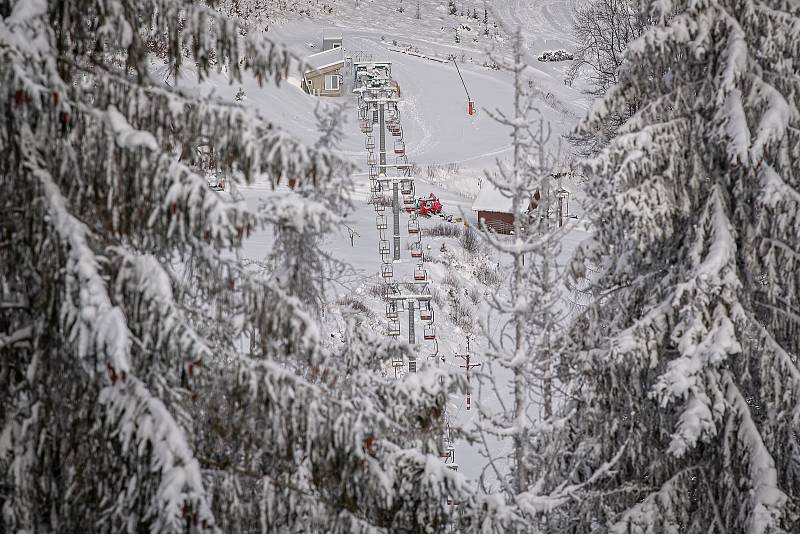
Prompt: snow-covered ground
<box><xmin>189</xmin><ymin>1</ymin><xmax>593</xmax><ymax>483</ymax></box>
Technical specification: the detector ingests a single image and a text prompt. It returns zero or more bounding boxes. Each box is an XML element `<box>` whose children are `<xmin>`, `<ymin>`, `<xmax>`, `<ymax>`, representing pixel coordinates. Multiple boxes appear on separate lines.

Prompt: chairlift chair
<box><xmin>394</xmin><ymin>140</ymin><xmax>405</xmax><ymax>155</ymax></box>
<box><xmin>403</xmin><ymin>195</ymin><xmax>416</xmax><ymax>208</ymax></box>
<box><xmin>368</xmin><ymin>152</ymin><xmax>377</xmax><ymax>166</ymax></box>
<box><xmin>379</xmin><ymin>240</ymin><xmax>390</xmax><ymax>255</ymax></box>
<box><xmin>419</xmin><ymin>305</ymin><xmax>433</xmax><ymax>322</ymax></box>
<box><xmin>414</xmin><ymin>266</ymin><xmax>427</xmax><ymax>281</ymax></box>
<box><xmin>374</xmin><ymin>198</ymin><xmax>385</xmax><ymax>212</ymax></box>
<box><xmin>376</xmin><ymin>214</ymin><xmax>388</xmax><ymax>230</ymax></box>
<box><xmin>423</xmin><ymin>324</ymin><xmax>436</xmax><ymax>341</ymax></box>
<box><xmin>388</xmin><ymin>319</ymin><xmax>400</xmax><ymax>337</ymax></box>
<box><xmin>410</xmin><ymin>242</ymin><xmax>423</xmax><ymax>258</ymax></box>
<box><xmin>391</xmin><ymin>126</ymin><xmax>403</xmax><ymax>137</ymax></box>
<box><xmin>381</xmin><ymin>263</ymin><xmax>393</xmax><ymax>279</ymax></box>
<box><xmin>366</xmin><ymin>136</ymin><xmax>375</xmax><ymax>150</ymax></box>
<box><xmin>386</xmin><ymin>302</ymin><xmax>398</xmax><ymax>319</ymax></box>
<box><xmin>381</xmin><ymin>283</ymin><xmax>392</xmax><ymax>299</ymax></box>
<box><xmin>369</xmin><ymin>166</ymin><xmax>378</xmax><ymax>179</ymax></box>
<box><xmin>408</xmin><ymin>219</ymin><xmax>420</xmax><ymax>234</ymax></box>
<box><xmin>400</xmin><ymin>179</ymin><xmax>413</xmax><ymax>195</ymax></box>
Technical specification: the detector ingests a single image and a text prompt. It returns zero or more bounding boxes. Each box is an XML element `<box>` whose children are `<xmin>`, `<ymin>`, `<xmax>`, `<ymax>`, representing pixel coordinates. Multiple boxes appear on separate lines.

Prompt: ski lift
<box><xmin>366</xmin><ymin>136</ymin><xmax>375</xmax><ymax>150</ymax></box>
<box><xmin>408</xmin><ymin>360</ymin><xmax>417</xmax><ymax>373</ymax></box>
<box><xmin>376</xmin><ymin>214</ymin><xmax>387</xmax><ymax>230</ymax></box>
<box><xmin>392</xmin><ymin>355</ymin><xmax>404</xmax><ymax>367</ymax></box>
<box><xmin>374</xmin><ymin>198</ymin><xmax>385</xmax><ymax>212</ymax></box>
<box><xmin>358</xmin><ymin>108</ymin><xmax>367</xmax><ymax>120</ymax></box>
<box><xmin>386</xmin><ymin>301</ymin><xmax>399</xmax><ymax>319</ymax></box>
<box><xmin>408</xmin><ymin>219</ymin><xmax>420</xmax><ymax>234</ymax></box>
<box><xmin>382</xmin><ymin>263</ymin><xmax>393</xmax><ymax>278</ymax></box>
<box><xmin>394</xmin><ymin>140</ymin><xmax>405</xmax><ymax>155</ymax></box>
<box><xmin>400</xmin><ymin>179</ymin><xmax>413</xmax><ymax>195</ymax></box>
<box><xmin>369</xmin><ymin>166</ymin><xmax>378</xmax><ymax>179</ymax></box>
<box><xmin>410</xmin><ymin>242</ymin><xmax>423</xmax><ymax>258</ymax></box>
<box><xmin>360</xmin><ymin>120</ymin><xmax>372</xmax><ymax>133</ymax></box>
<box><xmin>368</xmin><ymin>152</ymin><xmax>377</xmax><ymax>165</ymax></box>
<box><xmin>379</xmin><ymin>240</ymin><xmax>390</xmax><ymax>256</ymax></box>
<box><xmin>414</xmin><ymin>266</ymin><xmax>427</xmax><ymax>281</ymax></box>
<box><xmin>391</xmin><ymin>126</ymin><xmax>402</xmax><ymax>138</ymax></box>
<box><xmin>381</xmin><ymin>283</ymin><xmax>393</xmax><ymax>299</ymax></box>
<box><xmin>419</xmin><ymin>303</ymin><xmax>433</xmax><ymax>322</ymax></box>
<box><xmin>424</xmin><ymin>324</ymin><xmax>436</xmax><ymax>340</ymax></box>
<box><xmin>388</xmin><ymin>319</ymin><xmax>400</xmax><ymax>336</ymax></box>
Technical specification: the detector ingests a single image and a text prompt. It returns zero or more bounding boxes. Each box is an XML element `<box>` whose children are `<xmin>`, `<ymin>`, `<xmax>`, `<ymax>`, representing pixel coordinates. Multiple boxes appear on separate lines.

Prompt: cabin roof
<box><xmin>304</xmin><ymin>48</ymin><xmax>344</xmax><ymax>73</ymax></box>
<box><xmin>472</xmin><ymin>182</ymin><xmax>531</xmax><ymax>213</ymax></box>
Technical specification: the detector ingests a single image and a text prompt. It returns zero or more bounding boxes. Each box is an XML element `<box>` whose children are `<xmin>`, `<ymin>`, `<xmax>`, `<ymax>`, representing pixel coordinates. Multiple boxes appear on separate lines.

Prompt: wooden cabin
<box><xmin>302</xmin><ymin>47</ymin><xmax>345</xmax><ymax>97</ymax></box>
<box><xmin>471</xmin><ymin>184</ymin><xmax>541</xmax><ymax>234</ymax></box>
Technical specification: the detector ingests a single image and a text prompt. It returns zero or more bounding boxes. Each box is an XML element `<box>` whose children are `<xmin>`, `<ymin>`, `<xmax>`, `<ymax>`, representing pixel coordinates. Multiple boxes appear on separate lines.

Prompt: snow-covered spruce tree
<box><xmin>525</xmin><ymin>0</ymin><xmax>800</xmax><ymax>531</ymax></box>
<box><xmin>0</xmin><ymin>1</ymin><xmax>509</xmax><ymax>531</ymax></box>
<box><xmin>474</xmin><ymin>30</ymin><xmax>567</xmax><ymax>507</ymax></box>
<box><xmin>264</xmin><ymin>103</ymin><xmax>351</xmax><ymax>317</ymax></box>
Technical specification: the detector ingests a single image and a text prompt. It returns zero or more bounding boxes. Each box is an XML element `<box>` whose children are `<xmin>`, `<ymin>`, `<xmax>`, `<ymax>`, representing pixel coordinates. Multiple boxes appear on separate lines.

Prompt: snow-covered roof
<box><xmin>471</xmin><ymin>183</ymin><xmax>535</xmax><ymax>213</ymax></box>
<box><xmin>304</xmin><ymin>48</ymin><xmax>344</xmax><ymax>73</ymax></box>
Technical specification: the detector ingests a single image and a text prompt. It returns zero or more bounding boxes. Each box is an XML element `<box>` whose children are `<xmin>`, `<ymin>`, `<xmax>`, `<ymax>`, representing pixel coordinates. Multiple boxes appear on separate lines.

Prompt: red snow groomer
<box><xmin>417</xmin><ymin>194</ymin><xmax>443</xmax><ymax>217</ymax></box>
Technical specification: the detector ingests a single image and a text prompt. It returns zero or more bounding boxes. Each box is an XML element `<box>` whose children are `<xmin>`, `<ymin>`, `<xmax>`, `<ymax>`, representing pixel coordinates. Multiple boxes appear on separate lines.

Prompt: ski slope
<box><xmin>197</xmin><ymin>2</ymin><xmax>593</xmax><ymax>483</ymax></box>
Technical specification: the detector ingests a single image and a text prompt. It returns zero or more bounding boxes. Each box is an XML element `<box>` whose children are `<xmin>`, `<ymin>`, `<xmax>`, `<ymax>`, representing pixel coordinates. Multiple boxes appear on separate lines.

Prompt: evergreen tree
<box><xmin>530</xmin><ymin>0</ymin><xmax>800</xmax><ymax>531</ymax></box>
<box><xmin>0</xmin><ymin>0</ymin><xmax>509</xmax><ymax>531</ymax></box>
<box><xmin>474</xmin><ymin>30</ymin><xmax>566</xmax><ymax>510</ymax></box>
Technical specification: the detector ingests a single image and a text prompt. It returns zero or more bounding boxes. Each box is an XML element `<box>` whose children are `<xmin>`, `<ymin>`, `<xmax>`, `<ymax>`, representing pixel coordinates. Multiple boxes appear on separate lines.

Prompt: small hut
<box><xmin>302</xmin><ymin>47</ymin><xmax>345</xmax><ymax>97</ymax></box>
<box><xmin>471</xmin><ymin>183</ymin><xmax>540</xmax><ymax>234</ymax></box>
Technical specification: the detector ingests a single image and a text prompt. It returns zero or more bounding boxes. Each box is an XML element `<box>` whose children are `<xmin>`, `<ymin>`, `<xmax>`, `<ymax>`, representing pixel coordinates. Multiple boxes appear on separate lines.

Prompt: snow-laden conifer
<box><xmin>0</xmin><ymin>1</ymin><xmax>510</xmax><ymax>531</ymax></box>
<box><xmin>531</xmin><ymin>0</ymin><xmax>800</xmax><ymax>531</ymax></box>
<box><xmin>473</xmin><ymin>31</ymin><xmax>569</xmax><ymax>516</ymax></box>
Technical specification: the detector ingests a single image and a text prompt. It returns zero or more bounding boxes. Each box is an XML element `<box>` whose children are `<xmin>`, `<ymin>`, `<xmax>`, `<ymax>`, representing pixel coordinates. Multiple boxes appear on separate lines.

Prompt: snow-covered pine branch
<box><xmin>0</xmin><ymin>0</ymin><xmax>511</xmax><ymax>531</ymax></box>
<box><xmin>536</xmin><ymin>0</ymin><xmax>800</xmax><ymax>530</ymax></box>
